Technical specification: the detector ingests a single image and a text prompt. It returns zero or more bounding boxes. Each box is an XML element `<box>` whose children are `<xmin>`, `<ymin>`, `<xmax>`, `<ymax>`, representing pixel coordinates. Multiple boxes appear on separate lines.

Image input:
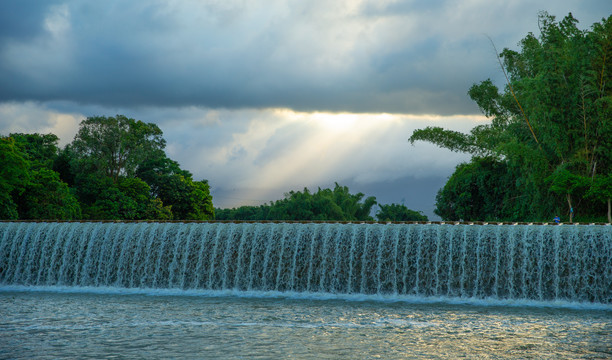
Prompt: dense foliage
<box><xmin>410</xmin><ymin>13</ymin><xmax>612</xmax><ymax>223</ymax></box>
<box><xmin>2</xmin><ymin>118</ymin><xmax>423</xmax><ymax>222</ymax></box>
<box><xmin>1</xmin><ymin>134</ymin><xmax>81</xmax><ymax>220</ymax></box>
<box><xmin>0</xmin><ymin>115</ymin><xmax>214</xmax><ymax>220</ymax></box>
<box><xmin>375</xmin><ymin>203</ymin><xmax>428</xmax><ymax>222</ymax></box>
<box><xmin>2</xmin><ymin>122</ymin><xmax>423</xmax><ymax>222</ymax></box>
<box><xmin>216</xmin><ymin>183</ymin><xmax>427</xmax><ymax>222</ymax></box>
<box><xmin>216</xmin><ymin>184</ymin><xmax>376</xmax><ymax>221</ymax></box>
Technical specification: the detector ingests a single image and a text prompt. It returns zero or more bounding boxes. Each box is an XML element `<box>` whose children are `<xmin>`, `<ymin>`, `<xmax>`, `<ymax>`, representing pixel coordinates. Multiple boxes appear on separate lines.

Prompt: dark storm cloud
<box><xmin>0</xmin><ymin>1</ymin><xmax>57</xmax><ymax>41</ymax></box>
<box><xmin>0</xmin><ymin>0</ymin><xmax>609</xmax><ymax>115</ymax></box>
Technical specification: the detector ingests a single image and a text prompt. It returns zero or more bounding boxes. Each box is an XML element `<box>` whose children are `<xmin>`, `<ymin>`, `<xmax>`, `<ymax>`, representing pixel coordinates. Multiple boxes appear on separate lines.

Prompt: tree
<box><xmin>176</xmin><ymin>179</ymin><xmax>214</xmax><ymax>220</ymax></box>
<box><xmin>116</xmin><ymin>177</ymin><xmax>172</xmax><ymax>220</ymax></box>
<box><xmin>10</xmin><ymin>133</ymin><xmax>60</xmax><ymax>169</ymax></box>
<box><xmin>2</xmin><ymin>120</ymin><xmax>215</xmax><ymax>221</ymax></box>
<box><xmin>69</xmin><ymin>115</ymin><xmax>166</xmax><ymax>182</ymax></box>
<box><xmin>0</xmin><ymin>137</ymin><xmax>30</xmax><ymax>219</ymax></box>
<box><xmin>66</xmin><ymin>115</ymin><xmax>214</xmax><ymax>220</ymax></box>
<box><xmin>547</xmin><ymin>168</ymin><xmax>589</xmax><ymax>223</ymax></box>
<box><xmin>410</xmin><ymin>12</ymin><xmax>611</xmax><ymax>221</ymax></box>
<box><xmin>215</xmin><ymin>183</ymin><xmax>377</xmax><ymax>221</ymax></box>
<box><xmin>433</xmin><ymin>157</ymin><xmax>518</xmax><ymax>221</ymax></box>
<box><xmin>269</xmin><ymin>184</ymin><xmax>377</xmax><ymax>221</ymax></box>
<box><xmin>136</xmin><ymin>155</ymin><xmax>214</xmax><ymax>220</ymax></box>
<box><xmin>586</xmin><ymin>174</ymin><xmax>612</xmax><ymax>223</ymax></box>
<box><xmin>16</xmin><ymin>168</ymin><xmax>81</xmax><ymax>220</ymax></box>
<box><xmin>6</xmin><ymin>133</ymin><xmax>81</xmax><ymax>220</ymax></box>
<box><xmin>215</xmin><ymin>205</ymin><xmax>271</xmax><ymax>221</ymax></box>
<box><xmin>375</xmin><ymin>204</ymin><xmax>428</xmax><ymax>222</ymax></box>
<box><xmin>0</xmin><ymin>134</ymin><xmax>81</xmax><ymax>220</ymax></box>
<box><xmin>76</xmin><ymin>175</ymin><xmax>171</xmax><ymax>220</ymax></box>
<box><xmin>75</xmin><ymin>175</ymin><xmax>124</xmax><ymax>219</ymax></box>
<box><xmin>329</xmin><ymin>184</ymin><xmax>377</xmax><ymax>221</ymax></box>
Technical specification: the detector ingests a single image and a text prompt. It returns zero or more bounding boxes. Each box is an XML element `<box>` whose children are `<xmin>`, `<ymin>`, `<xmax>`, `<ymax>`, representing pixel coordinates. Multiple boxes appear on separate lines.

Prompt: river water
<box><xmin>1</xmin><ymin>222</ymin><xmax>610</xmax><ymax>358</ymax></box>
<box><xmin>1</xmin><ymin>287</ymin><xmax>610</xmax><ymax>359</ymax></box>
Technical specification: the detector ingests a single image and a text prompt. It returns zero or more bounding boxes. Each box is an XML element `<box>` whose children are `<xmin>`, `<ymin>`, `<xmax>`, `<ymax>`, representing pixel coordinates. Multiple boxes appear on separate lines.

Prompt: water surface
<box><xmin>1</xmin><ymin>288</ymin><xmax>610</xmax><ymax>359</ymax></box>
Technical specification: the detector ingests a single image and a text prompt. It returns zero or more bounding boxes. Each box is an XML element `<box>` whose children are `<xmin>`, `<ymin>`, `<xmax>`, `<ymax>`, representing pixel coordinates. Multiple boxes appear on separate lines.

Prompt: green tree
<box><xmin>376</xmin><ymin>204</ymin><xmax>428</xmax><ymax>222</ymax></box>
<box><xmin>410</xmin><ymin>12</ymin><xmax>611</xmax><ymax>221</ymax></box>
<box><xmin>547</xmin><ymin>168</ymin><xmax>589</xmax><ymax>223</ymax></box>
<box><xmin>0</xmin><ymin>137</ymin><xmax>30</xmax><ymax>219</ymax></box>
<box><xmin>66</xmin><ymin>115</ymin><xmax>214</xmax><ymax>220</ymax></box>
<box><xmin>117</xmin><ymin>177</ymin><xmax>172</xmax><ymax>220</ymax></box>
<box><xmin>16</xmin><ymin>168</ymin><xmax>81</xmax><ymax>220</ymax></box>
<box><xmin>216</xmin><ymin>183</ymin><xmax>377</xmax><ymax>221</ymax></box>
<box><xmin>137</xmin><ymin>155</ymin><xmax>214</xmax><ymax>220</ymax></box>
<box><xmin>76</xmin><ymin>175</ymin><xmax>171</xmax><ymax>220</ymax></box>
<box><xmin>6</xmin><ymin>133</ymin><xmax>81</xmax><ymax>220</ymax></box>
<box><xmin>270</xmin><ymin>188</ymin><xmax>316</xmax><ymax>220</ymax></box>
<box><xmin>52</xmin><ymin>144</ymin><xmax>80</xmax><ymax>187</ymax></box>
<box><xmin>433</xmin><ymin>157</ymin><xmax>517</xmax><ymax>221</ymax></box>
<box><xmin>268</xmin><ymin>184</ymin><xmax>377</xmax><ymax>221</ymax></box>
<box><xmin>69</xmin><ymin>115</ymin><xmax>166</xmax><ymax>182</ymax></box>
<box><xmin>586</xmin><ymin>174</ymin><xmax>612</xmax><ymax>223</ymax></box>
<box><xmin>10</xmin><ymin>133</ymin><xmax>60</xmax><ymax>169</ymax></box>
<box><xmin>75</xmin><ymin>175</ymin><xmax>123</xmax><ymax>219</ymax></box>
<box><xmin>215</xmin><ymin>205</ymin><xmax>271</xmax><ymax>221</ymax></box>
<box><xmin>0</xmin><ymin>134</ymin><xmax>83</xmax><ymax>220</ymax></box>
<box><xmin>329</xmin><ymin>184</ymin><xmax>377</xmax><ymax>221</ymax></box>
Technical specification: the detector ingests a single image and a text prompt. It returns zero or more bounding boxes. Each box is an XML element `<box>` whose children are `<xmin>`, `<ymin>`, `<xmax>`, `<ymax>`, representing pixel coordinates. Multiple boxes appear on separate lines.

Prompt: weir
<box><xmin>0</xmin><ymin>221</ymin><xmax>610</xmax><ymax>303</ymax></box>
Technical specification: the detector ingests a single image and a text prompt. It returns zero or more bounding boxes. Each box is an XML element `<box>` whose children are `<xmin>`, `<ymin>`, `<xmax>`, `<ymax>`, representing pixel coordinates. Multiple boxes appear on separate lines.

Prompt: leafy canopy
<box><xmin>410</xmin><ymin>12</ymin><xmax>611</xmax><ymax>222</ymax></box>
<box><xmin>216</xmin><ymin>183</ymin><xmax>385</xmax><ymax>221</ymax></box>
<box><xmin>1</xmin><ymin>115</ymin><xmax>215</xmax><ymax>221</ymax></box>
<box><xmin>70</xmin><ymin>115</ymin><xmax>166</xmax><ymax>182</ymax></box>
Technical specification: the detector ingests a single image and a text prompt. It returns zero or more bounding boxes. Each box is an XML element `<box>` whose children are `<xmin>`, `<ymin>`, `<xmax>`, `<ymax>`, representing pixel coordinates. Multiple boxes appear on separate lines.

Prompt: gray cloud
<box><xmin>1</xmin><ymin>0</ymin><xmax>608</xmax><ymax>114</ymax></box>
<box><xmin>1</xmin><ymin>1</ymin><xmax>609</xmax><ymax>217</ymax></box>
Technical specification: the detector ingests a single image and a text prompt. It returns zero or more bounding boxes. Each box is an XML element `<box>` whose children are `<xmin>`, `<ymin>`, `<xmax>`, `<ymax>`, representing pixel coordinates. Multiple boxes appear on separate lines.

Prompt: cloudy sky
<box><xmin>0</xmin><ymin>1</ymin><xmax>609</xmax><ymax>219</ymax></box>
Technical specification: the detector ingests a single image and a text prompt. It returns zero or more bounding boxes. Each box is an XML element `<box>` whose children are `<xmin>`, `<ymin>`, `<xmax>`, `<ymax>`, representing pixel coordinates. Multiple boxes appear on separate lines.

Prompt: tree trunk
<box><xmin>567</xmin><ymin>193</ymin><xmax>573</xmax><ymax>223</ymax></box>
<box><xmin>608</xmin><ymin>198</ymin><xmax>611</xmax><ymax>224</ymax></box>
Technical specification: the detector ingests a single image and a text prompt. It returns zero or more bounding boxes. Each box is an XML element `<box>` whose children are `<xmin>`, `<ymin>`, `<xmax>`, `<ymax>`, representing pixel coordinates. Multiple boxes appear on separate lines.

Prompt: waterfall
<box><xmin>0</xmin><ymin>222</ymin><xmax>610</xmax><ymax>303</ymax></box>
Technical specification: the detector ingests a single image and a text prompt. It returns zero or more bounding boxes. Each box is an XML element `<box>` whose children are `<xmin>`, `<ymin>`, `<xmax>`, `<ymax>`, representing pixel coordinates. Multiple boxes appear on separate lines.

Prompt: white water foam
<box><xmin>1</xmin><ymin>284</ymin><xmax>610</xmax><ymax>311</ymax></box>
<box><xmin>1</xmin><ymin>222</ymin><xmax>610</xmax><ymax>306</ymax></box>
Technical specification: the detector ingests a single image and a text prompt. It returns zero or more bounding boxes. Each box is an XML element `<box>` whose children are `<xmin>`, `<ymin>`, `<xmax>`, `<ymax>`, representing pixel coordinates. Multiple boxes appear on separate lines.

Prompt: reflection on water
<box><xmin>1</xmin><ymin>288</ymin><xmax>610</xmax><ymax>359</ymax></box>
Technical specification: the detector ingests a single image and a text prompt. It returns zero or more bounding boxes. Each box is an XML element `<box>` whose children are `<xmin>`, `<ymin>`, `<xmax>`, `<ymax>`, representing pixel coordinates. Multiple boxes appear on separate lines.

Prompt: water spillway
<box><xmin>0</xmin><ymin>222</ymin><xmax>610</xmax><ymax>304</ymax></box>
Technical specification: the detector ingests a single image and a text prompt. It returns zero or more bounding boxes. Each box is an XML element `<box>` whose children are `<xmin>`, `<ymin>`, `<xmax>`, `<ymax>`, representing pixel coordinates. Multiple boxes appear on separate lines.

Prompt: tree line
<box><xmin>1</xmin><ymin>116</ymin><xmax>427</xmax><ymax>222</ymax></box>
<box><xmin>215</xmin><ymin>184</ymin><xmax>428</xmax><ymax>222</ymax></box>
<box><xmin>410</xmin><ymin>12</ymin><xmax>611</xmax><ymax>223</ymax></box>
<box><xmin>1</xmin><ymin>115</ymin><xmax>214</xmax><ymax>220</ymax></box>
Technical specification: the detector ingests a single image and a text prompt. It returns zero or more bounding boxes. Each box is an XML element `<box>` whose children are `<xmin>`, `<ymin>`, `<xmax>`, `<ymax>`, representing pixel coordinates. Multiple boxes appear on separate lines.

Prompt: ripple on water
<box><xmin>1</xmin><ymin>288</ymin><xmax>610</xmax><ymax>359</ymax></box>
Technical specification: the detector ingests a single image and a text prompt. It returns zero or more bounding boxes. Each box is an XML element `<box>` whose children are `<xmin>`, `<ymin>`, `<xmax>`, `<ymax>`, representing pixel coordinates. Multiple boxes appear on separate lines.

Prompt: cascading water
<box><xmin>0</xmin><ymin>221</ymin><xmax>610</xmax><ymax>303</ymax></box>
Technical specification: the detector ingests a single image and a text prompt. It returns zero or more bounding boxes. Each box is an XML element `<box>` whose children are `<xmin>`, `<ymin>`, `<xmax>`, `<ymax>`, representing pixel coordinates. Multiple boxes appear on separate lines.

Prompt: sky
<box><xmin>0</xmin><ymin>1</ymin><xmax>609</xmax><ymax>219</ymax></box>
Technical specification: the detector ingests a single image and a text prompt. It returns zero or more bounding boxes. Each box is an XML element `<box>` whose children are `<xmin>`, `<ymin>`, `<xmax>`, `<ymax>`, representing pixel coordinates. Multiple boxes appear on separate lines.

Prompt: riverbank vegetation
<box><xmin>1</xmin><ymin>119</ymin><xmax>426</xmax><ymax>222</ymax></box>
<box><xmin>1</xmin><ymin>115</ymin><xmax>214</xmax><ymax>221</ymax></box>
<box><xmin>410</xmin><ymin>12</ymin><xmax>611</xmax><ymax>223</ymax></box>
<box><xmin>215</xmin><ymin>184</ymin><xmax>428</xmax><ymax>222</ymax></box>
